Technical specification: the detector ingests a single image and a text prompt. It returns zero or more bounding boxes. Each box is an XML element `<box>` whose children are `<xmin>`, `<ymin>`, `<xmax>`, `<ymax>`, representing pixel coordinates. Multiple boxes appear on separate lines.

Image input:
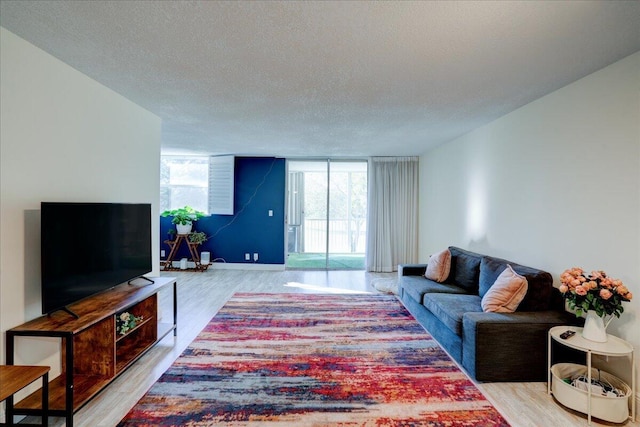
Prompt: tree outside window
<box><xmin>160</xmin><ymin>156</ymin><xmax>209</xmax><ymax>214</ymax></box>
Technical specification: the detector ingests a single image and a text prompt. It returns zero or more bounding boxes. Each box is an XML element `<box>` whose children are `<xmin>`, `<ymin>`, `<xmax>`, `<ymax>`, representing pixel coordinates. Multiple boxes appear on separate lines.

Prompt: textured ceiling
<box><xmin>1</xmin><ymin>1</ymin><xmax>639</xmax><ymax>157</ymax></box>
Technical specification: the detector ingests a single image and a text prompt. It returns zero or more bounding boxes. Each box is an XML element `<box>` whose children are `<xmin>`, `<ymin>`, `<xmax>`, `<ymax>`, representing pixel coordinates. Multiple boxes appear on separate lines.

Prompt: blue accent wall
<box><xmin>160</xmin><ymin>157</ymin><xmax>286</xmax><ymax>265</ymax></box>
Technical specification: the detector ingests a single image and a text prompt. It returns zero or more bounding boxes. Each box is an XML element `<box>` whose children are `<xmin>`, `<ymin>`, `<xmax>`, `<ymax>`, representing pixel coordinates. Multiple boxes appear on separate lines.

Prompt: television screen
<box><xmin>41</xmin><ymin>202</ymin><xmax>152</xmax><ymax>315</ymax></box>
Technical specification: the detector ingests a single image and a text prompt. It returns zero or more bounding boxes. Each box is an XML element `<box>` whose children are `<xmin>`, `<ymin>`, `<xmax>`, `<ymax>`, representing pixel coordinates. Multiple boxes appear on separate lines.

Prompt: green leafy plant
<box><xmin>161</xmin><ymin>206</ymin><xmax>206</xmax><ymax>225</ymax></box>
<box><xmin>188</xmin><ymin>231</ymin><xmax>208</xmax><ymax>244</ymax></box>
<box><xmin>116</xmin><ymin>311</ymin><xmax>143</xmax><ymax>335</ymax></box>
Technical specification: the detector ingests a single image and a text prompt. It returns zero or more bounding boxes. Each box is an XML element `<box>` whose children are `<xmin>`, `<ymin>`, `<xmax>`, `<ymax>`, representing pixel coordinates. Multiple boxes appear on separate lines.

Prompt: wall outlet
<box><xmin>245</xmin><ymin>253</ymin><xmax>250</xmax><ymax>261</ymax></box>
<box><xmin>253</xmin><ymin>253</ymin><xmax>259</xmax><ymax>262</ymax></box>
<box><xmin>268</xmin><ymin>209</ymin><xmax>273</xmax><ymax>217</ymax></box>
<box><xmin>160</xmin><ymin>250</ymin><xmax>165</xmax><ymax>258</ymax></box>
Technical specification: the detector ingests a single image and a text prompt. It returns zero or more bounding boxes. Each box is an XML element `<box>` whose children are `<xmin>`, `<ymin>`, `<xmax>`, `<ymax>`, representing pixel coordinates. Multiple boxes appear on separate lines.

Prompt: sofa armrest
<box><xmin>398</xmin><ymin>264</ymin><xmax>428</xmax><ymax>277</ymax></box>
<box><xmin>462</xmin><ymin>310</ymin><xmax>577</xmax><ymax>382</ymax></box>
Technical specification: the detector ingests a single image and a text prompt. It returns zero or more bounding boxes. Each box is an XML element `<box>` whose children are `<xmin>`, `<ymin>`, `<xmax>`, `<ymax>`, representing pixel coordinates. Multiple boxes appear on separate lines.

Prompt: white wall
<box><xmin>420</xmin><ymin>52</ymin><xmax>639</xmax><ymax>397</ymax></box>
<box><xmin>0</xmin><ymin>27</ymin><xmax>161</xmax><ymax>393</ymax></box>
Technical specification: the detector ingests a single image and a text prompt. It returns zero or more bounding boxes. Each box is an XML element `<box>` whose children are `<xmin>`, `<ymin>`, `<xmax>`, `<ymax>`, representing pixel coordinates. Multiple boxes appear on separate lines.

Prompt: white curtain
<box><xmin>366</xmin><ymin>157</ymin><xmax>419</xmax><ymax>272</ymax></box>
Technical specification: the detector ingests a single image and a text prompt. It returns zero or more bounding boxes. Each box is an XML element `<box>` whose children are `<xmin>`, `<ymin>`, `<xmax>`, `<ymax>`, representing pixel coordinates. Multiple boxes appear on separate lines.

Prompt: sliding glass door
<box><xmin>286</xmin><ymin>160</ymin><xmax>367</xmax><ymax>269</ymax></box>
<box><xmin>327</xmin><ymin>162</ymin><xmax>367</xmax><ymax>268</ymax></box>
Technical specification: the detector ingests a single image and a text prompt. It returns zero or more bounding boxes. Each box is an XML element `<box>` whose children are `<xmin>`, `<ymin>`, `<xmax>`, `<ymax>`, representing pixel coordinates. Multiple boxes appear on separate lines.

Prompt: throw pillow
<box><xmin>481</xmin><ymin>264</ymin><xmax>528</xmax><ymax>313</ymax></box>
<box><xmin>424</xmin><ymin>248</ymin><xmax>451</xmax><ymax>283</ymax></box>
<box><xmin>479</xmin><ymin>256</ymin><xmax>509</xmax><ymax>298</ymax></box>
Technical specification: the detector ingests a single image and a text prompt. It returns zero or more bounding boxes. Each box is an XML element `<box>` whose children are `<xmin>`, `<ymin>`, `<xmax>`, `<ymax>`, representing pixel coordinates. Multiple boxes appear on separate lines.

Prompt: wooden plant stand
<box><xmin>162</xmin><ymin>234</ymin><xmax>209</xmax><ymax>272</ymax></box>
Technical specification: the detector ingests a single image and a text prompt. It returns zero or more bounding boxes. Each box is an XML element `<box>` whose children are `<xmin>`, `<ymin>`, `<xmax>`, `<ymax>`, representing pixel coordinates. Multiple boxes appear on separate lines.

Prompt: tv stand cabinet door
<box><xmin>71</xmin><ymin>317</ymin><xmax>116</xmax><ymax>378</ymax></box>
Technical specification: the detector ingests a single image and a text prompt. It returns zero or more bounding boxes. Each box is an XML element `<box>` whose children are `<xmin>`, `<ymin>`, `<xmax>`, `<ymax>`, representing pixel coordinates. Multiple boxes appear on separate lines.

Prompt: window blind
<box><xmin>209</xmin><ymin>155</ymin><xmax>235</xmax><ymax>215</ymax></box>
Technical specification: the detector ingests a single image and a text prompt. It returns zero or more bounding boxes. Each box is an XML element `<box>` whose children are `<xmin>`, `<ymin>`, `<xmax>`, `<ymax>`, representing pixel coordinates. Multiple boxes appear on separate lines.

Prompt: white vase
<box><xmin>176</xmin><ymin>222</ymin><xmax>192</xmax><ymax>235</ymax></box>
<box><xmin>582</xmin><ymin>310</ymin><xmax>609</xmax><ymax>342</ymax></box>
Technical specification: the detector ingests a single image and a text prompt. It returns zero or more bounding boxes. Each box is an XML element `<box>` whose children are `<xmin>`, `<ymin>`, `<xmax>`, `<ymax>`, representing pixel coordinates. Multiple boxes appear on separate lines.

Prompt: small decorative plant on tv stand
<box><xmin>116</xmin><ymin>311</ymin><xmax>143</xmax><ymax>335</ymax></box>
<box><xmin>161</xmin><ymin>206</ymin><xmax>206</xmax><ymax>235</ymax></box>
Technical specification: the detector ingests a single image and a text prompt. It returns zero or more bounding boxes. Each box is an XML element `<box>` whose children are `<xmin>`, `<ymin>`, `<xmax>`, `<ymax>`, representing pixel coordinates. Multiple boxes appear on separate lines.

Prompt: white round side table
<box><xmin>548</xmin><ymin>325</ymin><xmax>636</xmax><ymax>425</ymax></box>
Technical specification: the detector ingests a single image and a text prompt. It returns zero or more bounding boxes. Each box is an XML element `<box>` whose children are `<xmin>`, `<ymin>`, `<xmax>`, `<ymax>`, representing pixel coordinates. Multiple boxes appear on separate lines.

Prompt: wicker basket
<box><xmin>551</xmin><ymin>363</ymin><xmax>631</xmax><ymax>423</ymax></box>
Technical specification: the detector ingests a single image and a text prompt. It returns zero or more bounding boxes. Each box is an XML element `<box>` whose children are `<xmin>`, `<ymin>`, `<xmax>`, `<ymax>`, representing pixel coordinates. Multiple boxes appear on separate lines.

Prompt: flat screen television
<box><xmin>41</xmin><ymin>202</ymin><xmax>152</xmax><ymax>316</ymax></box>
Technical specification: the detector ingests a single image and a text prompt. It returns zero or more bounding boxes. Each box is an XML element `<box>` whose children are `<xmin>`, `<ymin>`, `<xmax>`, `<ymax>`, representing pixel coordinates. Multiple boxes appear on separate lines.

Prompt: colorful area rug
<box><xmin>118</xmin><ymin>293</ymin><xmax>509</xmax><ymax>426</ymax></box>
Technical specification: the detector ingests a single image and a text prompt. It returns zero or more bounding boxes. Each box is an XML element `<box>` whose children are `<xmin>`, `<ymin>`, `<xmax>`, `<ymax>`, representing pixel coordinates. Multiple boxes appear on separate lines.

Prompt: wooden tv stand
<box><xmin>5</xmin><ymin>276</ymin><xmax>177</xmax><ymax>427</ymax></box>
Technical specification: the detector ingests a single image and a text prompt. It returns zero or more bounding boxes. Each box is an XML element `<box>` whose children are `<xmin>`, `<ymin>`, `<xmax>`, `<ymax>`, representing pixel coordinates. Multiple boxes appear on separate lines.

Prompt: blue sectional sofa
<box><xmin>398</xmin><ymin>246</ymin><xmax>576</xmax><ymax>382</ymax></box>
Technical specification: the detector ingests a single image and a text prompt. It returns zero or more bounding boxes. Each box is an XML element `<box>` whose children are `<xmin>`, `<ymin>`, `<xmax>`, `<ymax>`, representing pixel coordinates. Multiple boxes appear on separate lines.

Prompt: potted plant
<box><xmin>116</xmin><ymin>311</ymin><xmax>143</xmax><ymax>335</ymax></box>
<box><xmin>559</xmin><ymin>267</ymin><xmax>633</xmax><ymax>342</ymax></box>
<box><xmin>161</xmin><ymin>206</ymin><xmax>206</xmax><ymax>234</ymax></box>
<box><xmin>188</xmin><ymin>231</ymin><xmax>208</xmax><ymax>245</ymax></box>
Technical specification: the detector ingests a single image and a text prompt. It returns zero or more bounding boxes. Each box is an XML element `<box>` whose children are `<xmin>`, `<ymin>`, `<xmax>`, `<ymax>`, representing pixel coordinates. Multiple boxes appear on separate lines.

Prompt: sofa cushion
<box><xmin>479</xmin><ymin>256</ymin><xmax>553</xmax><ymax>311</ymax></box>
<box><xmin>481</xmin><ymin>265</ymin><xmax>528</xmax><ymax>313</ymax></box>
<box><xmin>422</xmin><ymin>293</ymin><xmax>482</xmax><ymax>336</ymax></box>
<box><xmin>402</xmin><ymin>277</ymin><xmax>468</xmax><ymax>305</ymax></box>
<box><xmin>479</xmin><ymin>256</ymin><xmax>505</xmax><ymax>298</ymax></box>
<box><xmin>424</xmin><ymin>248</ymin><xmax>451</xmax><ymax>282</ymax></box>
<box><xmin>448</xmin><ymin>247</ymin><xmax>482</xmax><ymax>293</ymax></box>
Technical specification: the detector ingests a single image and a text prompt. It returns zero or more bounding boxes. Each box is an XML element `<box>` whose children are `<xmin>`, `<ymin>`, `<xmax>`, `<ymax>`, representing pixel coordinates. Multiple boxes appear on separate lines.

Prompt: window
<box><xmin>160</xmin><ymin>156</ymin><xmax>210</xmax><ymax>214</ymax></box>
<box><xmin>160</xmin><ymin>155</ymin><xmax>235</xmax><ymax>215</ymax></box>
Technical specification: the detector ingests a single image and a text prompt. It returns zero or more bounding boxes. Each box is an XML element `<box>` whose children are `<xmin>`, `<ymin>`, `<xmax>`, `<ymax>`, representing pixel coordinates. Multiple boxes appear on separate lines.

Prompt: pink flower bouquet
<box><xmin>559</xmin><ymin>267</ymin><xmax>633</xmax><ymax>318</ymax></box>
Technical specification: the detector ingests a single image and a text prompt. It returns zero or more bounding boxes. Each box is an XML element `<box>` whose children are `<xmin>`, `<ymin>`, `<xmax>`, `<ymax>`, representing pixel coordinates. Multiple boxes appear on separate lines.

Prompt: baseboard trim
<box><xmin>209</xmin><ymin>262</ymin><xmax>286</xmax><ymax>271</ymax></box>
<box><xmin>163</xmin><ymin>260</ymin><xmax>285</xmax><ymax>271</ymax></box>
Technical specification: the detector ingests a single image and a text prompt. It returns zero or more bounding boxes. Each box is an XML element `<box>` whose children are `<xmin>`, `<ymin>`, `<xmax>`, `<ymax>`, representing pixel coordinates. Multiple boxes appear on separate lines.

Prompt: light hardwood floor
<box><xmin>20</xmin><ymin>269</ymin><xmax>638</xmax><ymax>426</ymax></box>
